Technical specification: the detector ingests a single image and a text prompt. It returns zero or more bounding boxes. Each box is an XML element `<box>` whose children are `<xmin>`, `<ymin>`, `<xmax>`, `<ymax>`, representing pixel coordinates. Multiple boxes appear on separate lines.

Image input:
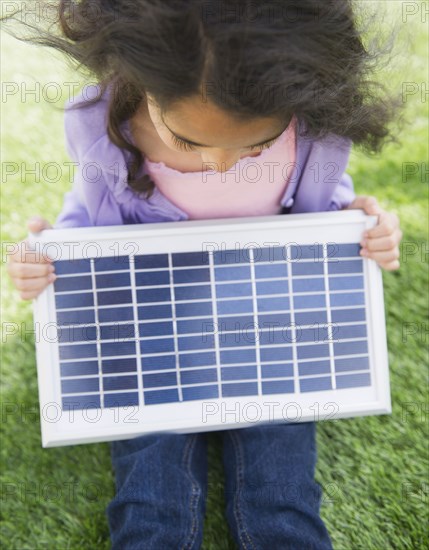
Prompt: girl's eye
<box><xmin>170</xmin><ymin>134</ymin><xmax>278</xmax><ymax>152</ymax></box>
<box><xmin>171</xmin><ymin>135</ymin><xmax>196</xmax><ymax>152</ymax></box>
<box><xmin>248</xmin><ymin>138</ymin><xmax>278</xmax><ymax>151</ymax></box>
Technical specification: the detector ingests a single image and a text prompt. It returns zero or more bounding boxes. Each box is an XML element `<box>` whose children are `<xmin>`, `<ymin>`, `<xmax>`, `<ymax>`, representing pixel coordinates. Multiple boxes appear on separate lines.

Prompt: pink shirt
<box><xmin>142</xmin><ymin>117</ymin><xmax>297</xmax><ymax>220</ymax></box>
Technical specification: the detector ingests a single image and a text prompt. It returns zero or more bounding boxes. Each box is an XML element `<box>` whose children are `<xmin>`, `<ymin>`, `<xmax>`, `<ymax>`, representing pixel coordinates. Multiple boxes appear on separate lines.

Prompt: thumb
<box><xmin>347</xmin><ymin>196</ymin><xmax>382</xmax><ymax>216</ymax></box>
<box><xmin>27</xmin><ymin>215</ymin><xmax>53</xmax><ymax>232</ymax></box>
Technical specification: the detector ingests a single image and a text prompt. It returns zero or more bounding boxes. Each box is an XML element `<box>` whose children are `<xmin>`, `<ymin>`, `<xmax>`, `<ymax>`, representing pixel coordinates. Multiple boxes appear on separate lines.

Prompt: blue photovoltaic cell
<box><xmin>257</xmin><ymin>296</ymin><xmax>290</xmax><ymax>311</ymax></box>
<box><xmin>214</xmin><ymin>249</ymin><xmax>252</xmax><ymax>263</ymax></box>
<box><xmin>335</xmin><ymin>356</ymin><xmax>369</xmax><ymax>372</ymax></box>
<box><xmin>215</xmin><ymin>265</ymin><xmax>251</xmax><ymax>281</ymax></box>
<box><xmin>254</xmin><ymin>263</ymin><xmax>288</xmax><ymax>278</ymax></box>
<box><xmin>260</xmin><ymin>346</ymin><xmax>293</xmax><ymax>362</ymax></box>
<box><xmin>217</xmin><ymin>299</ymin><xmax>252</xmax><ymax>315</ymax></box>
<box><xmin>138</xmin><ymin>304</ymin><xmax>172</xmax><ymax>320</ymax></box>
<box><xmin>292</xmin><ymin>262</ymin><xmax>324</xmax><ymax>276</ymax></box>
<box><xmin>216</xmin><ymin>282</ymin><xmax>253</xmax><ymax>298</ymax></box>
<box><xmin>293</xmin><ymin>277</ymin><xmax>325</xmax><ymax>292</ymax></box>
<box><xmin>336</xmin><ymin>372</ymin><xmax>371</xmax><ymax>388</ymax></box>
<box><xmin>103</xmin><ymin>375</ymin><xmax>138</xmax><ymax>391</ymax></box>
<box><xmin>104</xmin><ymin>393</ymin><xmax>139</xmax><ymax>408</ymax></box>
<box><xmin>98</xmin><ymin>340</ymin><xmax>135</xmax><ymax>356</ymax></box>
<box><xmin>136</xmin><ymin>270</ymin><xmax>170</xmax><ymax>286</ymax></box>
<box><xmin>262</xmin><ymin>363</ymin><xmax>294</xmax><ymax>378</ymax></box>
<box><xmin>52</xmin><ymin>241</ymin><xmax>372</xmax><ymax>410</ymax></box>
<box><xmin>181</xmin><ymin>368</ymin><xmax>218</xmax><ymax>384</ymax></box>
<box><xmin>175</xmin><ymin>285</ymin><xmax>212</xmax><ymax>300</ymax></box>
<box><xmin>141</xmin><ymin>354</ymin><xmax>176</xmax><ymax>370</ymax></box>
<box><xmin>177</xmin><ymin>318</ymin><xmax>213</xmax><ymax>334</ymax></box>
<box><xmin>291</xmin><ymin>244</ymin><xmax>323</xmax><ymax>260</ymax></box>
<box><xmin>221</xmin><ymin>365</ymin><xmax>258</xmax><ymax>381</ymax></box>
<box><xmin>54</xmin><ymin>275</ymin><xmax>93</xmax><ymax>292</ymax></box>
<box><xmin>94</xmin><ymin>256</ymin><xmax>130</xmax><ymax>271</ymax></box>
<box><xmin>299</xmin><ymin>360</ymin><xmax>331</xmax><ymax>376</ymax></box>
<box><xmin>103</xmin><ymin>357</ymin><xmax>137</xmax><ymax>374</ymax></box>
<box><xmin>262</xmin><ymin>379</ymin><xmax>295</xmax><ymax>395</ymax></box>
<box><xmin>60</xmin><ymin>360</ymin><xmax>99</xmax><ymax>378</ymax></box>
<box><xmin>54</xmin><ymin>258</ymin><xmax>90</xmax><ymax>275</ymax></box>
<box><xmin>98</xmin><ymin>307</ymin><xmax>134</xmax><ymax>322</ymax></box>
<box><xmin>174</xmin><ymin>268</ymin><xmax>210</xmax><ymax>284</ymax></box>
<box><xmin>327</xmin><ymin>243</ymin><xmax>361</xmax><ymax>257</ymax></box>
<box><xmin>56</xmin><ymin>292</ymin><xmax>94</xmax><ymax>309</ymax></box>
<box><xmin>328</xmin><ymin>260</ymin><xmax>363</xmax><ymax>274</ymax></box>
<box><xmin>135</xmin><ymin>254</ymin><xmax>169</xmax><ymax>269</ymax></box>
<box><xmin>179</xmin><ymin>351</ymin><xmax>216</xmax><ymax>368</ymax></box>
<box><xmin>62</xmin><ymin>394</ymin><xmax>100</xmax><ymax>410</ymax></box>
<box><xmin>300</xmin><ymin>376</ymin><xmax>332</xmax><ymax>392</ymax></box>
<box><xmin>96</xmin><ymin>272</ymin><xmax>131</xmax><ymax>288</ymax></box>
<box><xmin>222</xmin><ymin>381</ymin><xmax>259</xmax><ymax>397</ymax></box>
<box><xmin>174</xmin><ymin>251</ymin><xmax>209</xmax><ymax>266</ymax></box>
<box><xmin>182</xmin><ymin>385</ymin><xmax>218</xmax><ymax>400</ymax></box>
<box><xmin>57</xmin><ymin>309</ymin><xmax>95</xmax><ymax>325</ymax></box>
<box><xmin>61</xmin><ymin>377</ymin><xmax>99</xmax><ymax>394</ymax></box>
<box><xmin>98</xmin><ymin>289</ymin><xmax>132</xmax><ymax>306</ymax></box>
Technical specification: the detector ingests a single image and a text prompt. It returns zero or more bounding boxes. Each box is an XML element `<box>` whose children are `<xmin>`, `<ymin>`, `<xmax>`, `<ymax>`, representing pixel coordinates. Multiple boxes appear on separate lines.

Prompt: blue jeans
<box><xmin>106</xmin><ymin>422</ymin><xmax>333</xmax><ymax>549</ymax></box>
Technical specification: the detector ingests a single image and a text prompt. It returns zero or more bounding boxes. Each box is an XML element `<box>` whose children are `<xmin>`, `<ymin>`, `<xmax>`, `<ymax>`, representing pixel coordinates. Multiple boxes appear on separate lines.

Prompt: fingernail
<box><xmin>360</xmin><ymin>248</ymin><xmax>368</xmax><ymax>256</ymax></box>
<box><xmin>48</xmin><ymin>273</ymin><xmax>57</xmax><ymax>282</ymax></box>
<box><xmin>48</xmin><ymin>264</ymin><xmax>55</xmax><ymax>273</ymax></box>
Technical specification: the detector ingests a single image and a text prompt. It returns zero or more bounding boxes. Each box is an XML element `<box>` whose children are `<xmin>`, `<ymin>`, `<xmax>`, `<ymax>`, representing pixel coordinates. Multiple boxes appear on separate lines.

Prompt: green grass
<box><xmin>1</xmin><ymin>2</ymin><xmax>428</xmax><ymax>548</ymax></box>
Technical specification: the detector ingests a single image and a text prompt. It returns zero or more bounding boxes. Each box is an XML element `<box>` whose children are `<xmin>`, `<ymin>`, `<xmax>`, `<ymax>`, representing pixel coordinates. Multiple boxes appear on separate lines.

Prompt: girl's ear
<box><xmin>145</xmin><ymin>93</ymin><xmax>158</xmax><ymax>108</ymax></box>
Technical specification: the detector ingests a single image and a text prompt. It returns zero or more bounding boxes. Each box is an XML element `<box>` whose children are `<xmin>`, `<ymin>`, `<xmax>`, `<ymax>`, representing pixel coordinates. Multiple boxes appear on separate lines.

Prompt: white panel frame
<box><xmin>28</xmin><ymin>210</ymin><xmax>391</xmax><ymax>447</ymax></box>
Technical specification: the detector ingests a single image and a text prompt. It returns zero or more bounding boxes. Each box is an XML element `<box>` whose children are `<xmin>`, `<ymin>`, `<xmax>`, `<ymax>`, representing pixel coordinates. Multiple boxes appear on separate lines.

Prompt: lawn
<box><xmin>1</xmin><ymin>2</ymin><xmax>428</xmax><ymax>549</ymax></box>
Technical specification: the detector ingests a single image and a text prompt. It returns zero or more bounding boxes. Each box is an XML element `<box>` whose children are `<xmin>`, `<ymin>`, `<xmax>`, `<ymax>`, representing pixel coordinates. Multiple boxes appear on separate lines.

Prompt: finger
<box><xmin>8</xmin><ymin>239</ymin><xmax>53</xmax><ymax>264</ymax></box>
<box><xmin>364</xmin><ymin>211</ymin><xmax>400</xmax><ymax>239</ymax></box>
<box><xmin>363</xmin><ymin>248</ymin><xmax>400</xmax><ymax>263</ymax></box>
<box><xmin>18</xmin><ymin>289</ymin><xmax>47</xmax><ymax>301</ymax></box>
<box><xmin>377</xmin><ymin>259</ymin><xmax>400</xmax><ymax>271</ymax></box>
<box><xmin>7</xmin><ymin>260</ymin><xmax>55</xmax><ymax>279</ymax></box>
<box><xmin>349</xmin><ymin>196</ymin><xmax>383</xmax><ymax>215</ymax></box>
<box><xmin>14</xmin><ymin>273</ymin><xmax>57</xmax><ymax>292</ymax></box>
<box><xmin>27</xmin><ymin>215</ymin><xmax>53</xmax><ymax>231</ymax></box>
<box><xmin>360</xmin><ymin>234</ymin><xmax>401</xmax><ymax>253</ymax></box>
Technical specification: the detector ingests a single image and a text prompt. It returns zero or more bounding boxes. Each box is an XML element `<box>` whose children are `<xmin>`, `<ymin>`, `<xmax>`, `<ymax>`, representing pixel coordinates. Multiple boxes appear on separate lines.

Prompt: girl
<box><xmin>5</xmin><ymin>1</ymin><xmax>402</xmax><ymax>548</ymax></box>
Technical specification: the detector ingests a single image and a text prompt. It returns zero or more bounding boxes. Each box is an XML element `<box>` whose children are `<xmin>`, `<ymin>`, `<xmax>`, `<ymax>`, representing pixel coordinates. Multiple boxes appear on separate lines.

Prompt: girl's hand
<box><xmin>6</xmin><ymin>216</ymin><xmax>56</xmax><ymax>300</ymax></box>
<box><xmin>346</xmin><ymin>195</ymin><xmax>402</xmax><ymax>271</ymax></box>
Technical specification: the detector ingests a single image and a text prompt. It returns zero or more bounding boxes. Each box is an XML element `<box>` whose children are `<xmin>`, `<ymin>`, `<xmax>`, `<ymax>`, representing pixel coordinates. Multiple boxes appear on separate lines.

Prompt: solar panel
<box><xmin>28</xmin><ymin>210</ymin><xmax>391</xmax><ymax>447</ymax></box>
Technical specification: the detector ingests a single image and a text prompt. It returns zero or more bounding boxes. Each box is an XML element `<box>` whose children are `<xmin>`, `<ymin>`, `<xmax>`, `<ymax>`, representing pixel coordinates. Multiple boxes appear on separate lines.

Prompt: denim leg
<box><xmin>106</xmin><ymin>432</ymin><xmax>208</xmax><ymax>550</ymax></box>
<box><xmin>221</xmin><ymin>422</ymin><xmax>333</xmax><ymax>550</ymax></box>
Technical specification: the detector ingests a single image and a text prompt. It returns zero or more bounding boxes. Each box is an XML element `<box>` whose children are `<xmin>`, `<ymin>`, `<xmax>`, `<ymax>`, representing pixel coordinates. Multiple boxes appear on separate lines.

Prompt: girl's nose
<box><xmin>200</xmin><ymin>149</ymin><xmax>242</xmax><ymax>172</ymax></box>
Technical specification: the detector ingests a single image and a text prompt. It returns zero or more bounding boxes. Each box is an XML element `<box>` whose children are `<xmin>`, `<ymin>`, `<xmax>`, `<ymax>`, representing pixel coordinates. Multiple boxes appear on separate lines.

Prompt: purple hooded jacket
<box><xmin>53</xmin><ymin>85</ymin><xmax>356</xmax><ymax>229</ymax></box>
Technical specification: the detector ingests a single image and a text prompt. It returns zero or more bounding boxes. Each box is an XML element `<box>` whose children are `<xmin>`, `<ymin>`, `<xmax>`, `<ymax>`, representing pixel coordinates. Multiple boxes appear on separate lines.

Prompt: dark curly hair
<box><xmin>2</xmin><ymin>0</ymin><xmax>402</xmax><ymax>199</ymax></box>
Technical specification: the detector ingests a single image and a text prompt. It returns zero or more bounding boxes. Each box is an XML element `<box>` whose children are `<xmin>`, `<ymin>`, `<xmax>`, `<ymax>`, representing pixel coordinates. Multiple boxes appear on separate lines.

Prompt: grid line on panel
<box><xmin>54</xmin><ymin>293</ymin><xmax>365</xmax><ymax>319</ymax></box>
<box><xmin>57</xmin><ymin>316</ymin><xmax>365</xmax><ymax>338</ymax></box>
<box><xmin>52</xmin><ymin>274</ymin><xmax>367</xmax><ymax>299</ymax></box>
<box><xmin>133</xmin><ymin>256</ymin><xmax>362</xmax><ymax>272</ymax></box>
<box><xmin>57</xmin><ymin>358</ymin><xmax>371</xmax><ymax>386</ymax></box>
<box><xmin>168</xmin><ymin>252</ymin><xmax>183</xmax><ymax>402</ymax></box>
<box><xmin>208</xmin><ymin>250</ymin><xmax>222</xmax><ymax>398</ymax></box>
<box><xmin>323</xmin><ymin>244</ymin><xmax>336</xmax><ymax>390</ymax></box>
<box><xmin>249</xmin><ymin>247</ymin><xmax>262</xmax><ymax>396</ymax></box>
<box><xmin>129</xmin><ymin>255</ymin><xmax>143</xmax><ymax>407</ymax></box>
<box><xmin>286</xmin><ymin>245</ymin><xmax>298</xmax><ymax>394</ymax></box>
<box><xmin>90</xmin><ymin>258</ymin><xmax>104</xmax><ymax>408</ymax></box>
<box><xmin>53</xmin><ymin>263</ymin><xmax>365</xmax><ymax>293</ymax></box>
<box><xmin>361</xmin><ymin>249</ymin><xmax>374</xmax><ymax>384</ymax></box>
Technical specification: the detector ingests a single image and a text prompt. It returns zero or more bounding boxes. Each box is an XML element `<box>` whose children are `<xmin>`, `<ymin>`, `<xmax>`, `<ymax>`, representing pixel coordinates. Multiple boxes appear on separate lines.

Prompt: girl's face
<box><xmin>145</xmin><ymin>93</ymin><xmax>288</xmax><ymax>172</ymax></box>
